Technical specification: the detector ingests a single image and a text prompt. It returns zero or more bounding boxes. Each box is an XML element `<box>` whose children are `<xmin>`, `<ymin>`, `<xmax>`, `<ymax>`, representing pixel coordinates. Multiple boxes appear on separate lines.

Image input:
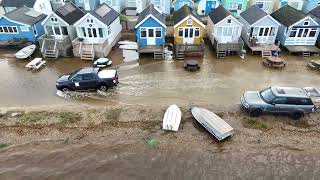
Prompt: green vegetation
<box><xmin>16</xmin><ymin>111</ymin><xmax>81</xmax><ymax>125</ymax></box>
<box><xmin>145</xmin><ymin>138</ymin><xmax>160</xmax><ymax>148</ymax></box>
<box><xmin>244</xmin><ymin>119</ymin><xmax>268</xmax><ymax>130</ymax></box>
<box><xmin>0</xmin><ymin>143</ymin><xmax>9</xmax><ymax>150</ymax></box>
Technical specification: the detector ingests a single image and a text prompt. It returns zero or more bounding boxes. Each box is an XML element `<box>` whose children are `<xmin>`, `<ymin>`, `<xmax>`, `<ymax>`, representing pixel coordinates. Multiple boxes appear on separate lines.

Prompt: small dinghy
<box><xmin>163</xmin><ymin>104</ymin><xmax>182</xmax><ymax>131</ymax></box>
<box><xmin>191</xmin><ymin>107</ymin><xmax>233</xmax><ymax>141</ymax></box>
<box><xmin>25</xmin><ymin>58</ymin><xmax>46</xmax><ymax>70</ymax></box>
<box><xmin>15</xmin><ymin>44</ymin><xmax>36</xmax><ymax>59</ymax></box>
<box><xmin>94</xmin><ymin>58</ymin><xmax>112</xmax><ymax>68</ymax></box>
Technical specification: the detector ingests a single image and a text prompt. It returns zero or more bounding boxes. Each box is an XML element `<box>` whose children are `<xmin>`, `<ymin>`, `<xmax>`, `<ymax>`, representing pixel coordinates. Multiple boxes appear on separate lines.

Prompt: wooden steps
<box><xmin>42</xmin><ymin>40</ymin><xmax>58</xmax><ymax>59</ymax></box>
<box><xmin>217</xmin><ymin>51</ymin><xmax>227</xmax><ymax>59</ymax></box>
<box><xmin>80</xmin><ymin>43</ymin><xmax>94</xmax><ymax>60</ymax></box>
<box><xmin>303</xmin><ymin>51</ymin><xmax>311</xmax><ymax>57</ymax></box>
<box><xmin>262</xmin><ymin>50</ymin><xmax>272</xmax><ymax>58</ymax></box>
<box><xmin>154</xmin><ymin>52</ymin><xmax>164</xmax><ymax>60</ymax></box>
<box><xmin>176</xmin><ymin>52</ymin><xmax>185</xmax><ymax>60</ymax></box>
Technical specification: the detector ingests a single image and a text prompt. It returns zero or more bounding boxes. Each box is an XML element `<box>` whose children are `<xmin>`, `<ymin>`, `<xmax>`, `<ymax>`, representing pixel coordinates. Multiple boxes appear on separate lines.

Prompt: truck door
<box><xmin>71</xmin><ymin>74</ymin><xmax>83</xmax><ymax>91</ymax></box>
<box><xmin>80</xmin><ymin>73</ymin><xmax>96</xmax><ymax>90</ymax></box>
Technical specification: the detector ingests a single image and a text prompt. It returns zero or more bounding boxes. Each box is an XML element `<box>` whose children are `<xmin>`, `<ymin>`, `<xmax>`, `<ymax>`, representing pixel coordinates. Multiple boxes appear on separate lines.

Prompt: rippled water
<box><xmin>0</xmin><ymin>46</ymin><xmax>319</xmax><ymax>107</ymax></box>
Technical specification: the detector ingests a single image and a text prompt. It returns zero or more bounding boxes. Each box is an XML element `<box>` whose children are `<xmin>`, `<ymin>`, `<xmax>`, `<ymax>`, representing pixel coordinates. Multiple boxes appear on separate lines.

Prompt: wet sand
<box><xmin>1</xmin><ymin>104</ymin><xmax>320</xmax><ymax>179</ymax></box>
<box><xmin>1</xmin><ymin>46</ymin><xmax>320</xmax><ymax>179</ymax></box>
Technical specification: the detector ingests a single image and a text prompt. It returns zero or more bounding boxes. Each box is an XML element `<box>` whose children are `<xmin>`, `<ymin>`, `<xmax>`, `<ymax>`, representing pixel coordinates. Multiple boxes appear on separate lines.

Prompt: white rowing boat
<box><xmin>94</xmin><ymin>58</ymin><xmax>112</xmax><ymax>68</ymax></box>
<box><xmin>25</xmin><ymin>58</ymin><xmax>46</xmax><ymax>70</ymax></box>
<box><xmin>191</xmin><ymin>107</ymin><xmax>233</xmax><ymax>141</ymax></box>
<box><xmin>15</xmin><ymin>44</ymin><xmax>36</xmax><ymax>59</ymax></box>
<box><xmin>163</xmin><ymin>104</ymin><xmax>181</xmax><ymax>131</ymax></box>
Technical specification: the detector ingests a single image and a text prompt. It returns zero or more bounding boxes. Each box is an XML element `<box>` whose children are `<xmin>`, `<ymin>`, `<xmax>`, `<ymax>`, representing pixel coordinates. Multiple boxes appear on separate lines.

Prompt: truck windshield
<box><xmin>68</xmin><ymin>70</ymin><xmax>80</xmax><ymax>80</ymax></box>
<box><xmin>260</xmin><ymin>88</ymin><xmax>276</xmax><ymax>104</ymax></box>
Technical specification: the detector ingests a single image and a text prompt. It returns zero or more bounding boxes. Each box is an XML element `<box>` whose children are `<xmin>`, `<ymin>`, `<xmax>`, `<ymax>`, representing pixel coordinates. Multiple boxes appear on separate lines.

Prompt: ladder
<box><xmin>43</xmin><ymin>40</ymin><xmax>58</xmax><ymax>59</ymax></box>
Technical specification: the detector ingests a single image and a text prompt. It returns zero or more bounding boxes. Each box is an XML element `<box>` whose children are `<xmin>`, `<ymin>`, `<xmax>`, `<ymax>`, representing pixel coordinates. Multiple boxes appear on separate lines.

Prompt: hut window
<box><xmin>187</xmin><ymin>19</ymin><xmax>193</xmax><ymax>25</ymax></box>
<box><xmin>227</xmin><ymin>19</ymin><xmax>231</xmax><ymax>24</ymax></box>
<box><xmin>264</xmin><ymin>28</ymin><xmax>269</xmax><ymax>36</ymax></box>
<box><xmin>108</xmin><ymin>26</ymin><xmax>111</xmax><ymax>35</ymax></box>
<box><xmin>148</xmin><ymin>29</ymin><xmax>154</xmax><ymax>37</ymax></box>
<box><xmin>217</xmin><ymin>27</ymin><xmax>222</xmax><ymax>36</ymax></box>
<box><xmin>93</xmin><ymin>28</ymin><xmax>97</xmax><ymax>37</ymax></box>
<box><xmin>54</xmin><ymin>26</ymin><xmax>61</xmax><ymax>35</ymax></box>
<box><xmin>87</xmin><ymin>19</ymin><xmax>94</xmax><ymax>23</ymax></box>
<box><xmin>259</xmin><ymin>28</ymin><xmax>263</xmax><ymax>36</ymax></box>
<box><xmin>238</xmin><ymin>4</ymin><xmax>242</xmax><ymax>10</ymax></box>
<box><xmin>178</xmin><ymin>28</ymin><xmax>183</xmax><ymax>37</ymax></box>
<box><xmin>8</xmin><ymin>27</ymin><xmax>13</xmax><ymax>33</ymax></box>
<box><xmin>303</xmin><ymin>21</ymin><xmax>309</xmax><ymax>26</ymax></box>
<box><xmin>98</xmin><ymin>28</ymin><xmax>103</xmax><ymax>38</ymax></box>
<box><xmin>195</xmin><ymin>28</ymin><xmax>200</xmax><ymax>37</ymax></box>
<box><xmin>3</xmin><ymin>26</ymin><xmax>8</xmax><ymax>33</ymax></box>
<box><xmin>81</xmin><ymin>27</ymin><xmax>86</xmax><ymax>37</ymax></box>
<box><xmin>156</xmin><ymin>28</ymin><xmax>161</xmax><ymax>38</ymax></box>
<box><xmin>309</xmin><ymin>28</ymin><xmax>317</xmax><ymax>37</ymax></box>
<box><xmin>50</xmin><ymin>17</ymin><xmax>58</xmax><ymax>23</ymax></box>
<box><xmin>62</xmin><ymin>27</ymin><xmax>68</xmax><ymax>35</ymax></box>
<box><xmin>20</xmin><ymin>26</ymin><xmax>29</xmax><ymax>32</ymax></box>
<box><xmin>297</xmin><ymin>29</ymin><xmax>303</xmax><ymax>37</ymax></box>
<box><xmin>88</xmin><ymin>28</ymin><xmax>92</xmax><ymax>37</ymax></box>
<box><xmin>270</xmin><ymin>27</ymin><xmax>275</xmax><ymax>36</ymax></box>
<box><xmin>141</xmin><ymin>28</ymin><xmax>147</xmax><ymax>38</ymax></box>
<box><xmin>289</xmin><ymin>28</ymin><xmax>297</xmax><ymax>37</ymax></box>
<box><xmin>0</xmin><ymin>27</ymin><xmax>3</xmax><ymax>33</ymax></box>
<box><xmin>303</xmin><ymin>29</ymin><xmax>309</xmax><ymax>37</ymax></box>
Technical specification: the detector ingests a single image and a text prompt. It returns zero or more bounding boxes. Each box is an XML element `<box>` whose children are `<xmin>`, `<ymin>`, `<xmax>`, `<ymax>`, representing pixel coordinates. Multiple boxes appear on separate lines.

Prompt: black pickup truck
<box><xmin>56</xmin><ymin>67</ymin><xmax>118</xmax><ymax>92</ymax></box>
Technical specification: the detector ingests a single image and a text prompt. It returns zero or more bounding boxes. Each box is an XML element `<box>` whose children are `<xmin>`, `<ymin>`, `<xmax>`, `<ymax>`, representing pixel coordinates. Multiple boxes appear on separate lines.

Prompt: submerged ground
<box><xmin>0</xmin><ymin>45</ymin><xmax>320</xmax><ymax>179</ymax></box>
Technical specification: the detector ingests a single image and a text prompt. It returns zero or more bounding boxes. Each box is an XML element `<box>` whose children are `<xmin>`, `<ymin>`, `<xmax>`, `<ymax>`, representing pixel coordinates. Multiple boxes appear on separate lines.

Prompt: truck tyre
<box><xmin>98</xmin><ymin>85</ymin><xmax>108</xmax><ymax>92</ymax></box>
<box><xmin>290</xmin><ymin>112</ymin><xmax>303</xmax><ymax>120</ymax></box>
<box><xmin>249</xmin><ymin>108</ymin><xmax>262</xmax><ymax>117</ymax></box>
<box><xmin>61</xmin><ymin>87</ymin><xmax>70</xmax><ymax>92</ymax></box>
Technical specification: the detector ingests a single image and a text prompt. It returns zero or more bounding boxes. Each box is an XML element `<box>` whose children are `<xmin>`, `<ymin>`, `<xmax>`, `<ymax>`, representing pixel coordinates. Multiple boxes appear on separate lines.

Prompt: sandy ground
<box><xmin>0</xmin><ymin>104</ymin><xmax>320</xmax><ymax>179</ymax></box>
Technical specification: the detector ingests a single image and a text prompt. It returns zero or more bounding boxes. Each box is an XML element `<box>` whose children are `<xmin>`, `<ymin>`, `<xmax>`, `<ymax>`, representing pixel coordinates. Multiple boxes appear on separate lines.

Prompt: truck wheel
<box><xmin>61</xmin><ymin>87</ymin><xmax>69</xmax><ymax>92</ymax></box>
<box><xmin>249</xmin><ymin>108</ymin><xmax>262</xmax><ymax>117</ymax></box>
<box><xmin>290</xmin><ymin>112</ymin><xmax>303</xmax><ymax>120</ymax></box>
<box><xmin>99</xmin><ymin>85</ymin><xmax>108</xmax><ymax>92</ymax></box>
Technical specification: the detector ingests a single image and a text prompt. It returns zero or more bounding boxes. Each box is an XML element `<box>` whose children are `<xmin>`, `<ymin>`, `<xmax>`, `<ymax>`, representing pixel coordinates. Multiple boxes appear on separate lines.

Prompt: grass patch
<box><xmin>16</xmin><ymin>111</ymin><xmax>82</xmax><ymax>125</ymax></box>
<box><xmin>244</xmin><ymin>119</ymin><xmax>268</xmax><ymax>130</ymax></box>
<box><xmin>0</xmin><ymin>143</ymin><xmax>9</xmax><ymax>150</ymax></box>
<box><xmin>145</xmin><ymin>138</ymin><xmax>160</xmax><ymax>149</ymax></box>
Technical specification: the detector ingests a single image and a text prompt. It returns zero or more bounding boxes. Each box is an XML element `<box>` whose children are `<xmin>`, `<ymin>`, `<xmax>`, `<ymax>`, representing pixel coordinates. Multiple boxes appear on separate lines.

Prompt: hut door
<box><xmin>183</xmin><ymin>28</ymin><xmax>194</xmax><ymax>44</ymax></box>
<box><xmin>147</xmin><ymin>28</ymin><xmax>156</xmax><ymax>45</ymax></box>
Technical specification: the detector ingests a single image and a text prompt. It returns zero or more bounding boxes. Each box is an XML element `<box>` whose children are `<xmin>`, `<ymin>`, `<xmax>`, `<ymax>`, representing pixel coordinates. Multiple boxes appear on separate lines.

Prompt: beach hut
<box><xmin>220</xmin><ymin>0</ymin><xmax>248</xmax><ymax>17</ymax></box>
<box><xmin>135</xmin><ymin>4</ymin><xmax>167</xmax><ymax>59</ymax></box>
<box><xmin>309</xmin><ymin>6</ymin><xmax>320</xmax><ymax>47</ymax></box>
<box><xmin>0</xmin><ymin>0</ymin><xmax>53</xmax><ymax>15</ymax></box>
<box><xmin>173</xmin><ymin>4</ymin><xmax>205</xmax><ymax>59</ymax></box>
<box><xmin>50</xmin><ymin>0</ymin><xmax>75</xmax><ymax>11</ymax></box>
<box><xmin>239</xmin><ymin>5</ymin><xmax>281</xmax><ymax>56</ymax></box>
<box><xmin>125</xmin><ymin>0</ymin><xmax>149</xmax><ymax>15</ymax></box>
<box><xmin>0</xmin><ymin>7</ymin><xmax>46</xmax><ymax>43</ymax></box>
<box><xmin>197</xmin><ymin>0</ymin><xmax>220</xmax><ymax>16</ymax></box>
<box><xmin>150</xmin><ymin>0</ymin><xmax>171</xmax><ymax>15</ymax></box>
<box><xmin>207</xmin><ymin>5</ymin><xmax>244</xmax><ymax>58</ymax></box>
<box><xmin>247</xmin><ymin>0</ymin><xmax>275</xmax><ymax>13</ymax></box>
<box><xmin>302</xmin><ymin>0</ymin><xmax>320</xmax><ymax>13</ymax></box>
<box><xmin>271</xmin><ymin>5</ymin><xmax>320</xmax><ymax>56</ymax></box>
<box><xmin>173</xmin><ymin>0</ymin><xmax>194</xmax><ymax>12</ymax></box>
<box><xmin>274</xmin><ymin>0</ymin><xmax>304</xmax><ymax>10</ymax></box>
<box><xmin>72</xmin><ymin>3</ymin><xmax>122</xmax><ymax>60</ymax></box>
<box><xmin>75</xmin><ymin>0</ymin><xmax>99</xmax><ymax>11</ymax></box>
<box><xmin>99</xmin><ymin>0</ymin><xmax>125</xmax><ymax>13</ymax></box>
<box><xmin>39</xmin><ymin>3</ymin><xmax>85</xmax><ymax>58</ymax></box>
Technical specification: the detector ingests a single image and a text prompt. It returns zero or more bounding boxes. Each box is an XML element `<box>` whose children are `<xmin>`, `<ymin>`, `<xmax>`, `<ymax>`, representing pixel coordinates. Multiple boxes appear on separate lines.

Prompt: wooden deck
<box><xmin>285</xmin><ymin>45</ymin><xmax>320</xmax><ymax>53</ymax></box>
<box><xmin>138</xmin><ymin>45</ymin><xmax>164</xmax><ymax>53</ymax></box>
<box><xmin>247</xmin><ymin>43</ymin><xmax>280</xmax><ymax>53</ymax></box>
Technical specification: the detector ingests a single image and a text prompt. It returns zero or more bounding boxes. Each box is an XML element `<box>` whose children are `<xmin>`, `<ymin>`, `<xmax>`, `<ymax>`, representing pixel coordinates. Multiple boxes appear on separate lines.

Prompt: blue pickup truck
<box><xmin>56</xmin><ymin>67</ymin><xmax>118</xmax><ymax>92</ymax></box>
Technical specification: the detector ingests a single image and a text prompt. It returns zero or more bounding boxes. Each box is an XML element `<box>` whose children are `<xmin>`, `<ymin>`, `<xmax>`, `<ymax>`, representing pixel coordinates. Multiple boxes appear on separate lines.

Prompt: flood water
<box><xmin>0</xmin><ymin>45</ymin><xmax>319</xmax><ymax>107</ymax></box>
<box><xmin>1</xmin><ymin>45</ymin><xmax>320</xmax><ymax>179</ymax></box>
